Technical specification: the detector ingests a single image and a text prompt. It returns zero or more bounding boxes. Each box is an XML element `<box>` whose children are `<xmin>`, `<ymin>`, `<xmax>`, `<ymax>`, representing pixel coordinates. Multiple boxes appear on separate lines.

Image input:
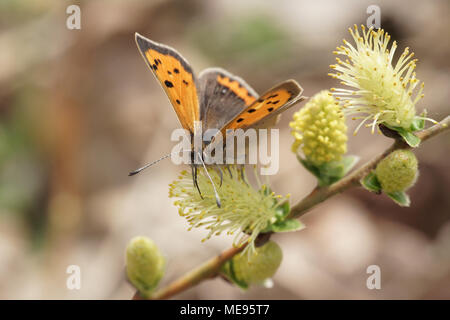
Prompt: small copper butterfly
<box><xmin>131</xmin><ymin>33</ymin><xmax>305</xmax><ymax>205</ymax></box>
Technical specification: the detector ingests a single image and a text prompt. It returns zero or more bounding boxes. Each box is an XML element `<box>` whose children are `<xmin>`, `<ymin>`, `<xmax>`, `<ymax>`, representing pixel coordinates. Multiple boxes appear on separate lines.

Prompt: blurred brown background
<box><xmin>0</xmin><ymin>0</ymin><xmax>449</xmax><ymax>299</ymax></box>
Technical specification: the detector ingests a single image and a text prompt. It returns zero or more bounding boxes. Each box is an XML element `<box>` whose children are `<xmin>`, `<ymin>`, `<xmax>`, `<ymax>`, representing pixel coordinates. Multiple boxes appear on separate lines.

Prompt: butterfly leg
<box><xmin>225</xmin><ymin>165</ymin><xmax>233</xmax><ymax>179</ymax></box>
<box><xmin>191</xmin><ymin>164</ymin><xmax>203</xmax><ymax>199</ymax></box>
<box><xmin>197</xmin><ymin>152</ymin><xmax>221</xmax><ymax>208</ymax></box>
<box><xmin>214</xmin><ymin>165</ymin><xmax>224</xmax><ymax>187</ymax></box>
<box><xmin>238</xmin><ymin>165</ymin><xmax>248</xmax><ymax>186</ymax></box>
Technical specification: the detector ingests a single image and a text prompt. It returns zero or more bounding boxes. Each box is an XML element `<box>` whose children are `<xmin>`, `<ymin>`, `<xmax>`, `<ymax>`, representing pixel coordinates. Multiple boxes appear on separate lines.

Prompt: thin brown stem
<box><xmin>133</xmin><ymin>244</ymin><xmax>246</xmax><ymax>300</ymax></box>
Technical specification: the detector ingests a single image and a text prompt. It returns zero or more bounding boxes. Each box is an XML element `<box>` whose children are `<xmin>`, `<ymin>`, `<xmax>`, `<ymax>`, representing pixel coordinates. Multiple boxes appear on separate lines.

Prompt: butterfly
<box><xmin>131</xmin><ymin>33</ymin><xmax>305</xmax><ymax>206</ymax></box>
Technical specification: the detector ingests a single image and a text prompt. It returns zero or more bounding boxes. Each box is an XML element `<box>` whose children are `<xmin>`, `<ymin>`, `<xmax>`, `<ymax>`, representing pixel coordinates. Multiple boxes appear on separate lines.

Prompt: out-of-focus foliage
<box><xmin>191</xmin><ymin>15</ymin><xmax>292</xmax><ymax>66</ymax></box>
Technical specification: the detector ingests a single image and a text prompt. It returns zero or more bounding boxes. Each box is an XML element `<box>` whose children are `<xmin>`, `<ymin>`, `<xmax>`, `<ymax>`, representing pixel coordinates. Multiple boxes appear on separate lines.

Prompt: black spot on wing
<box><xmin>272</xmin><ymin>100</ymin><xmax>280</xmax><ymax>105</ymax></box>
<box><xmin>174</xmin><ymin>68</ymin><xmax>180</xmax><ymax>74</ymax></box>
<box><xmin>176</xmin><ymin>99</ymin><xmax>181</xmax><ymax>104</ymax></box>
<box><xmin>183</xmin><ymin>80</ymin><xmax>189</xmax><ymax>85</ymax></box>
<box><xmin>247</xmin><ymin>109</ymin><xmax>256</xmax><ymax>113</ymax></box>
<box><xmin>135</xmin><ymin>35</ymin><xmax>194</xmax><ymax>74</ymax></box>
<box><xmin>236</xmin><ymin>118</ymin><xmax>244</xmax><ymax>123</ymax></box>
<box><xmin>164</xmin><ymin>80</ymin><xmax>174</xmax><ymax>88</ymax></box>
<box><xmin>268</xmin><ymin>107</ymin><xmax>274</xmax><ymax>112</ymax></box>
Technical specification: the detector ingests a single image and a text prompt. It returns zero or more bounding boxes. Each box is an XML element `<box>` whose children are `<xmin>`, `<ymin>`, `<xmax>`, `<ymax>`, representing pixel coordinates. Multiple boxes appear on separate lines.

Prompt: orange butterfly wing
<box><xmin>203</xmin><ymin>80</ymin><xmax>304</xmax><ymax>157</ymax></box>
<box><xmin>223</xmin><ymin>80</ymin><xmax>304</xmax><ymax>132</ymax></box>
<box><xmin>135</xmin><ymin>33</ymin><xmax>199</xmax><ymax>133</ymax></box>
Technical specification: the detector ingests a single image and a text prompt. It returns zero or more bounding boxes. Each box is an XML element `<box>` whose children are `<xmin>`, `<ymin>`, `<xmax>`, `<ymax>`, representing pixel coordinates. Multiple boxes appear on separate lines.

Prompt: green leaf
<box><xmin>361</xmin><ymin>171</ymin><xmax>381</xmax><ymax>193</ymax></box>
<box><xmin>410</xmin><ymin>110</ymin><xmax>428</xmax><ymax>131</ymax></box>
<box><xmin>319</xmin><ymin>161</ymin><xmax>345</xmax><ymax>178</ymax></box>
<box><xmin>383</xmin><ymin>124</ymin><xmax>421</xmax><ymax>147</ymax></box>
<box><xmin>397</xmin><ymin>129</ymin><xmax>421</xmax><ymax>147</ymax></box>
<box><xmin>386</xmin><ymin>191</ymin><xmax>410</xmax><ymax>207</ymax></box>
<box><xmin>299</xmin><ymin>155</ymin><xmax>359</xmax><ymax>187</ymax></box>
<box><xmin>410</xmin><ymin>117</ymin><xmax>425</xmax><ymax>131</ymax></box>
<box><xmin>269</xmin><ymin>219</ymin><xmax>305</xmax><ymax>233</ymax></box>
<box><xmin>220</xmin><ymin>260</ymin><xmax>249</xmax><ymax>290</ymax></box>
<box><xmin>275</xmin><ymin>201</ymin><xmax>290</xmax><ymax>219</ymax></box>
<box><xmin>297</xmin><ymin>155</ymin><xmax>321</xmax><ymax>178</ymax></box>
<box><xmin>340</xmin><ymin>155</ymin><xmax>360</xmax><ymax>175</ymax></box>
<box><xmin>320</xmin><ymin>155</ymin><xmax>359</xmax><ymax>178</ymax></box>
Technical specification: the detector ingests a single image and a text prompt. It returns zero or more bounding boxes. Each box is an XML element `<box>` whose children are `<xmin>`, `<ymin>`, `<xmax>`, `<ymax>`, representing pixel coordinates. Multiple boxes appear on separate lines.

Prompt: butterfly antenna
<box><xmin>128</xmin><ymin>152</ymin><xmax>178</xmax><ymax>176</ymax></box>
<box><xmin>197</xmin><ymin>152</ymin><xmax>221</xmax><ymax>208</ymax></box>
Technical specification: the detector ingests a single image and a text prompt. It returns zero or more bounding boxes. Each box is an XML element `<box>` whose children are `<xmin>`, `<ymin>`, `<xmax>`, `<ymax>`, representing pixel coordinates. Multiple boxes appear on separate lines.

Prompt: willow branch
<box><xmin>132</xmin><ymin>116</ymin><xmax>449</xmax><ymax>300</ymax></box>
<box><xmin>132</xmin><ymin>244</ymin><xmax>246</xmax><ymax>300</ymax></box>
<box><xmin>288</xmin><ymin>116</ymin><xmax>449</xmax><ymax>219</ymax></box>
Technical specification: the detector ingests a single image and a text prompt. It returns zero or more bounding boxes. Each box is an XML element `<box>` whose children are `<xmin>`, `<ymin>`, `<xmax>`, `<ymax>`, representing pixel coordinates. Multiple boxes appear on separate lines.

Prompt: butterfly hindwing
<box><xmin>203</xmin><ymin>79</ymin><xmax>305</xmax><ymax>157</ymax></box>
<box><xmin>135</xmin><ymin>33</ymin><xmax>199</xmax><ymax>133</ymax></box>
<box><xmin>198</xmin><ymin>68</ymin><xmax>258</xmax><ymax>133</ymax></box>
<box><xmin>223</xmin><ymin>80</ymin><xmax>305</xmax><ymax>132</ymax></box>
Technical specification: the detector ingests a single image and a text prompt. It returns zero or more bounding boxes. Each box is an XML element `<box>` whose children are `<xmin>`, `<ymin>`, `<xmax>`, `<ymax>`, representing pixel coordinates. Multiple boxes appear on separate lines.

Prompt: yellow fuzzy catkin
<box><xmin>329</xmin><ymin>25</ymin><xmax>425</xmax><ymax>133</ymax></box>
<box><xmin>290</xmin><ymin>90</ymin><xmax>347</xmax><ymax>166</ymax></box>
<box><xmin>169</xmin><ymin>166</ymin><xmax>288</xmax><ymax>256</ymax></box>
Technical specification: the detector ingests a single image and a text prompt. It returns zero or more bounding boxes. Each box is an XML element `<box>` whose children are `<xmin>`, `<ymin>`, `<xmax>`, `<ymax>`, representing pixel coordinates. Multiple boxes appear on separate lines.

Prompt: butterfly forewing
<box><xmin>135</xmin><ymin>33</ymin><xmax>200</xmax><ymax>133</ymax></box>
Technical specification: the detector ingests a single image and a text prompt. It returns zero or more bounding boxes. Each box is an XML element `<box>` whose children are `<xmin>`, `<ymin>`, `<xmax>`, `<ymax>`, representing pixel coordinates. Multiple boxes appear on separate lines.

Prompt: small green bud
<box><xmin>231</xmin><ymin>241</ymin><xmax>283</xmax><ymax>286</ymax></box>
<box><xmin>126</xmin><ymin>236</ymin><xmax>165</xmax><ymax>298</ymax></box>
<box><xmin>375</xmin><ymin>150</ymin><xmax>418</xmax><ymax>193</ymax></box>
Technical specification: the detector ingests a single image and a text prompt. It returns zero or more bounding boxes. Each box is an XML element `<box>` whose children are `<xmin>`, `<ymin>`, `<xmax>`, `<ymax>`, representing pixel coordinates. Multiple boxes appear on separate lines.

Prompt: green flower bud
<box><xmin>375</xmin><ymin>150</ymin><xmax>418</xmax><ymax>193</ymax></box>
<box><xmin>126</xmin><ymin>236</ymin><xmax>165</xmax><ymax>298</ymax></box>
<box><xmin>290</xmin><ymin>90</ymin><xmax>348</xmax><ymax>166</ymax></box>
<box><xmin>231</xmin><ymin>241</ymin><xmax>283</xmax><ymax>285</ymax></box>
